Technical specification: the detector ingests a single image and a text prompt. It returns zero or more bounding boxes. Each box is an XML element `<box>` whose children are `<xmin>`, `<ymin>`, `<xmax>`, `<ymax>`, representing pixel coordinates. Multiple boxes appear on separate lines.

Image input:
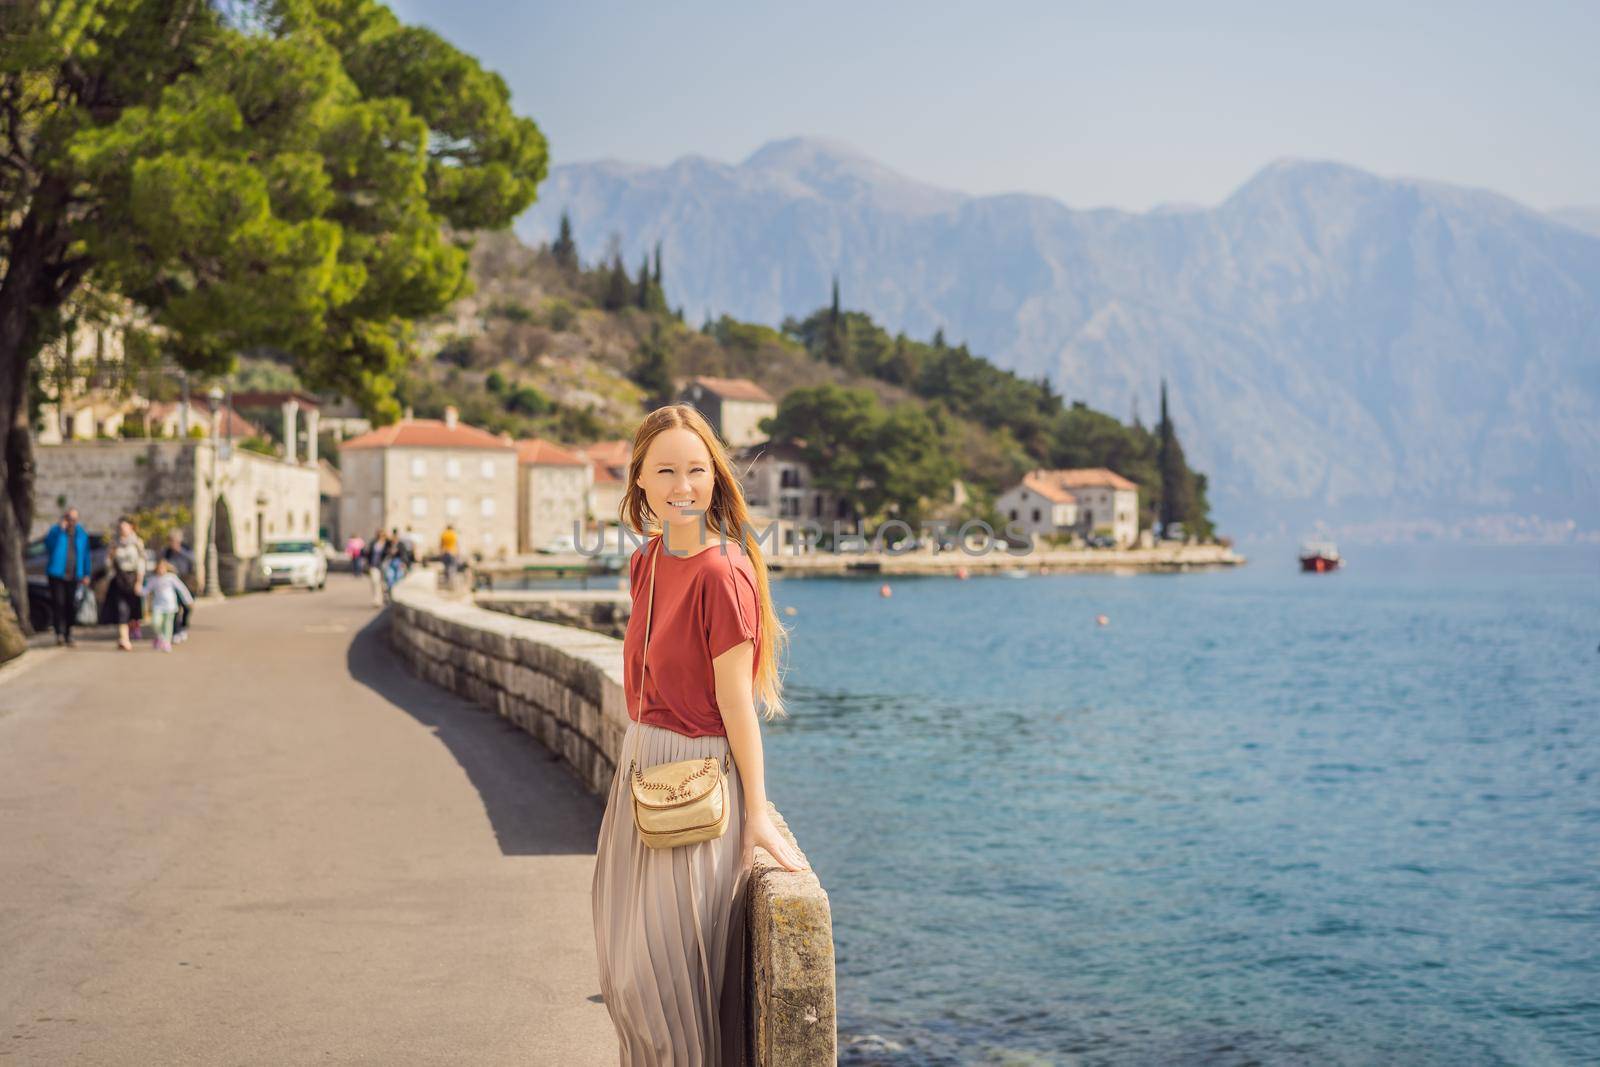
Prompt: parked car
<box><xmin>1087</xmin><ymin>534</ymin><xmax>1117</xmax><ymax>549</ymax></box>
<box><xmin>23</xmin><ymin>532</ymin><xmax>110</xmax><ymax>632</ymax></box>
<box><xmin>832</xmin><ymin>533</ymin><xmax>870</xmax><ymax>554</ymax></box>
<box><xmin>536</xmin><ymin>534</ymin><xmax>579</xmax><ymax>554</ymax></box>
<box><xmin>258</xmin><ymin>539</ymin><xmax>328</xmax><ymax>590</ymax></box>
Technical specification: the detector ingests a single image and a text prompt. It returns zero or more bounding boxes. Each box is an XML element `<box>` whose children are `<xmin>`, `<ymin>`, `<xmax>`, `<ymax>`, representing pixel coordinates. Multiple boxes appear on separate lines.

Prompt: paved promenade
<box><xmin>0</xmin><ymin>576</ymin><xmax>617</xmax><ymax>1065</ymax></box>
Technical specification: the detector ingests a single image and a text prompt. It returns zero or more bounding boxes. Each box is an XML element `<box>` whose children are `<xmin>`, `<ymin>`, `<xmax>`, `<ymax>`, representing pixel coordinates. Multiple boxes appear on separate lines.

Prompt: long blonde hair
<box><xmin>620</xmin><ymin>404</ymin><xmax>789</xmax><ymax>721</ymax></box>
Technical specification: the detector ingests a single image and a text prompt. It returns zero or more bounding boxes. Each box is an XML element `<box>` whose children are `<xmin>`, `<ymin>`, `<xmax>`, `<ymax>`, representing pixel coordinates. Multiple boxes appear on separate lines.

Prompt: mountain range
<box><xmin>516</xmin><ymin>138</ymin><xmax>1600</xmax><ymax>543</ymax></box>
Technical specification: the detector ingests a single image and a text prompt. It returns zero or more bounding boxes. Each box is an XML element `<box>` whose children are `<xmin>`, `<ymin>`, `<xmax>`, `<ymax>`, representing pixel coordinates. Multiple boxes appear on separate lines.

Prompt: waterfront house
<box><xmin>998</xmin><ymin>467</ymin><xmax>1140</xmax><ymax>547</ymax></box>
<box><xmin>338</xmin><ymin>407</ymin><xmax>518</xmax><ymax>559</ymax></box>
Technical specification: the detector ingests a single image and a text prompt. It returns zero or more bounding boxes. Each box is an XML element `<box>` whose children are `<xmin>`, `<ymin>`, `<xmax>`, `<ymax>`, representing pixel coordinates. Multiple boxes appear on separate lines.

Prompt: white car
<box><xmin>536</xmin><ymin>534</ymin><xmax>579</xmax><ymax>554</ymax></box>
<box><xmin>259</xmin><ymin>539</ymin><xmax>328</xmax><ymax>590</ymax></box>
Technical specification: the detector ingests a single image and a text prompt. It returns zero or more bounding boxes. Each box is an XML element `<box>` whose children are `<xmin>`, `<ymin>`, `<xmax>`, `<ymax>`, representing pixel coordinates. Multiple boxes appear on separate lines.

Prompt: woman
<box><xmin>106</xmin><ymin>516</ymin><xmax>147</xmax><ymax>651</ymax></box>
<box><xmin>593</xmin><ymin>404</ymin><xmax>809</xmax><ymax>1066</ymax></box>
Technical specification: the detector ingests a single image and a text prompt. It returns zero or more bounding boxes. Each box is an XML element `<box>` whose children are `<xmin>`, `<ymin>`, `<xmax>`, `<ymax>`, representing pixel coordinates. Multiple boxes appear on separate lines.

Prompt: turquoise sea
<box><xmin>760</xmin><ymin>543</ymin><xmax>1600</xmax><ymax>1066</ymax></box>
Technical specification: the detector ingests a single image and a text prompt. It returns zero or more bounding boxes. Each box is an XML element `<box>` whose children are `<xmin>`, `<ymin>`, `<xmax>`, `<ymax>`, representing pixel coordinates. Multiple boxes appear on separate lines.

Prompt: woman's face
<box><xmin>118</xmin><ymin>521</ymin><xmax>133</xmax><ymax>538</ymax></box>
<box><xmin>638</xmin><ymin>427</ymin><xmax>715</xmax><ymax>534</ymax></box>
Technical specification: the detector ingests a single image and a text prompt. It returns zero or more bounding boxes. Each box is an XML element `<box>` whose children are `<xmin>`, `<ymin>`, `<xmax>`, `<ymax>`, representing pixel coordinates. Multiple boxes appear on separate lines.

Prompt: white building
<box><xmin>997</xmin><ymin>467</ymin><xmax>1140</xmax><ymax>547</ymax></box>
<box><xmin>338</xmin><ymin>407</ymin><xmax>518</xmax><ymax>560</ymax></box>
<box><xmin>515</xmin><ymin>437</ymin><xmax>591</xmax><ymax>552</ymax></box>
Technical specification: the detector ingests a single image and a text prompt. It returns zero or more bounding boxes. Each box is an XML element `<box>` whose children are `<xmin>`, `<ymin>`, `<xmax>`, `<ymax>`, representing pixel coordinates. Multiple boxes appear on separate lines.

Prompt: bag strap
<box><xmin>635</xmin><ymin>533</ymin><xmax>660</xmax><ymax>719</ymax></box>
<box><xmin>627</xmin><ymin>534</ymin><xmax>732</xmax><ymax>784</ymax></box>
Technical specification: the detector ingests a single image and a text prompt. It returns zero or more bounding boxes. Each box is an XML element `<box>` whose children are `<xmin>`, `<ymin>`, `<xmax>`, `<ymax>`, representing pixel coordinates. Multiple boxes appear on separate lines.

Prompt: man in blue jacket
<box><xmin>44</xmin><ymin>507</ymin><xmax>92</xmax><ymax>645</ymax></box>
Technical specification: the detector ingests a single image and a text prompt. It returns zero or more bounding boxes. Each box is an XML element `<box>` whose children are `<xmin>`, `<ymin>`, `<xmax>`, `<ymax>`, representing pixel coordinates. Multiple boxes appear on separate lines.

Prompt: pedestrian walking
<box><xmin>160</xmin><ymin>528</ymin><xmax>196</xmax><ymax>644</ymax></box>
<box><xmin>106</xmin><ymin>517</ymin><xmax>146</xmax><ymax>652</ymax></box>
<box><xmin>593</xmin><ymin>404</ymin><xmax>807</xmax><ymax>1065</ymax></box>
<box><xmin>439</xmin><ymin>523</ymin><xmax>460</xmax><ymax>587</ymax></box>
<box><xmin>42</xmin><ymin>506</ymin><xmax>91</xmax><ymax>646</ymax></box>
<box><xmin>346</xmin><ymin>534</ymin><xmax>366</xmax><ymax>576</ymax></box>
<box><xmin>366</xmin><ymin>529</ymin><xmax>388</xmax><ymax>606</ymax></box>
<box><xmin>145</xmin><ymin>560</ymin><xmax>194</xmax><ymax>653</ymax></box>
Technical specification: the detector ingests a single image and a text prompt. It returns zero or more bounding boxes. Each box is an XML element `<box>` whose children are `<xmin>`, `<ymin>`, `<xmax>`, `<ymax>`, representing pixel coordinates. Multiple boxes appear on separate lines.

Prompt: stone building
<box><xmin>997</xmin><ymin>467</ymin><xmax>1140</xmax><ymax>546</ymax></box>
<box><xmin>337</xmin><ymin>407</ymin><xmax>518</xmax><ymax>560</ymax></box>
<box><xmin>515</xmin><ymin>438</ymin><xmax>591</xmax><ymax>552</ymax></box>
<box><xmin>675</xmin><ymin>376</ymin><xmax>776</xmax><ymax>448</ymax></box>
<box><xmin>573</xmin><ymin>439</ymin><xmax>631</xmax><ymax>532</ymax></box>
<box><xmin>30</xmin><ymin>438</ymin><xmax>320</xmax><ymax>594</ymax></box>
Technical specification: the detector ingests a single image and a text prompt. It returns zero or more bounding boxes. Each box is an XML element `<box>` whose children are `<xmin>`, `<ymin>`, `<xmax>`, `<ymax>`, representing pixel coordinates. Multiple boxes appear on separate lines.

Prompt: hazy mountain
<box><xmin>519</xmin><ymin>139</ymin><xmax>1600</xmax><ymax>542</ymax></box>
<box><xmin>1550</xmin><ymin>206</ymin><xmax>1600</xmax><ymax>239</ymax></box>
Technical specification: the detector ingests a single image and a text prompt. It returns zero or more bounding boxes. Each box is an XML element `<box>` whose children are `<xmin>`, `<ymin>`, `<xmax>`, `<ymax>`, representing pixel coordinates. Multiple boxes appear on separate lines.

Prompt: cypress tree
<box><xmin>1156</xmin><ymin>378</ymin><xmax>1195</xmax><ymax>537</ymax></box>
<box><xmin>603</xmin><ymin>253</ymin><xmax>630</xmax><ymax>311</ymax></box>
<box><xmin>636</xmin><ymin>254</ymin><xmax>652</xmax><ymax>309</ymax></box>
<box><xmin>653</xmin><ymin>241</ymin><xmax>663</xmax><ymax>287</ymax></box>
<box><xmin>552</xmin><ymin>211</ymin><xmax>578</xmax><ymax>272</ymax></box>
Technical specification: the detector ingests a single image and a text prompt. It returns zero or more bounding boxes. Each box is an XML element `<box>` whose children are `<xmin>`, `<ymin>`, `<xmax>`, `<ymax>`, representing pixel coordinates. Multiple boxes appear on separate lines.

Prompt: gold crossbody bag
<box><xmin>628</xmin><ymin>535</ymin><xmax>733</xmax><ymax>850</ymax></box>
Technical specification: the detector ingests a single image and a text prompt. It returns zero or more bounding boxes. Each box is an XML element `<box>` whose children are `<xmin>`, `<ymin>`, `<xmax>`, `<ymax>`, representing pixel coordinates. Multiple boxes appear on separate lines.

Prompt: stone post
<box><xmin>281</xmin><ymin>399</ymin><xmax>299</xmax><ymax>464</ymax></box>
<box><xmin>305</xmin><ymin>406</ymin><xmax>319</xmax><ymax>466</ymax></box>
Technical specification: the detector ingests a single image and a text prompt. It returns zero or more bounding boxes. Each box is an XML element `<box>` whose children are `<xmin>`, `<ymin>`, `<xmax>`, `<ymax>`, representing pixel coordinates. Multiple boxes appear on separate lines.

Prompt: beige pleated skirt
<box><xmin>592</xmin><ymin>720</ymin><xmax>751</xmax><ymax>1066</ymax></box>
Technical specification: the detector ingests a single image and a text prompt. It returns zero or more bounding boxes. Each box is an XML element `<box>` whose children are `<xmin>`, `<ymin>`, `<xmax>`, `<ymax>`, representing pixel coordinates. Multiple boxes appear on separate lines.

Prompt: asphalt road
<box><xmin>0</xmin><ymin>575</ymin><xmax>616</xmax><ymax>1065</ymax></box>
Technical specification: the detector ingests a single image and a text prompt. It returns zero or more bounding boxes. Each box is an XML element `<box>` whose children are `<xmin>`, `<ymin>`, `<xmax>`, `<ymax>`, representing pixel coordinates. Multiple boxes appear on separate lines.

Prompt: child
<box><xmin>146</xmin><ymin>559</ymin><xmax>194</xmax><ymax>653</ymax></box>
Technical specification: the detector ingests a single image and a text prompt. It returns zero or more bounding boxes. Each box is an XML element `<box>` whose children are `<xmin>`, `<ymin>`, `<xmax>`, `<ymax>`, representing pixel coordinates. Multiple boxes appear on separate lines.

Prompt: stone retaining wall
<box><xmin>388</xmin><ymin>568</ymin><xmax>836</xmax><ymax>1065</ymax></box>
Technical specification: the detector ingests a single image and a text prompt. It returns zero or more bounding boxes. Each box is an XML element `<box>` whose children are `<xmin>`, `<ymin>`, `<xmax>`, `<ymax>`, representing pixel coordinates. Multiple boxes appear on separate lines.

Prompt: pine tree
<box><xmin>552</xmin><ymin>211</ymin><xmax>578</xmax><ymax>272</ymax></box>
<box><xmin>824</xmin><ymin>275</ymin><xmax>846</xmax><ymax>366</ymax></box>
<box><xmin>603</xmin><ymin>253</ymin><xmax>630</xmax><ymax>311</ymax></box>
<box><xmin>1156</xmin><ymin>378</ymin><xmax>1195</xmax><ymax>538</ymax></box>
<box><xmin>636</xmin><ymin>254</ymin><xmax>652</xmax><ymax>310</ymax></box>
<box><xmin>652</xmin><ymin>241</ymin><xmax>663</xmax><ymax>287</ymax></box>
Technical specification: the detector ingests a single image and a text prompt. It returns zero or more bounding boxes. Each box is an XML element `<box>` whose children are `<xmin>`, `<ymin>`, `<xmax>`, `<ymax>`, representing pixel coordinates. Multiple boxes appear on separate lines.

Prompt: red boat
<box><xmin>1299</xmin><ymin>540</ymin><xmax>1342</xmax><ymax>572</ymax></box>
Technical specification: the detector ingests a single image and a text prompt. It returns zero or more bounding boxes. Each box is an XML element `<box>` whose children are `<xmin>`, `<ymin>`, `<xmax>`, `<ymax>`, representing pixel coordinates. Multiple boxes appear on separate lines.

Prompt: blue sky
<box><xmin>387</xmin><ymin>1</ymin><xmax>1598</xmax><ymax>213</ymax></box>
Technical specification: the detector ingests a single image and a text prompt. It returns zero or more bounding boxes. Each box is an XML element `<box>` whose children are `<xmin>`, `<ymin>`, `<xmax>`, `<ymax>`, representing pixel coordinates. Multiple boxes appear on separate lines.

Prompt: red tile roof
<box><xmin>582</xmin><ymin>439</ymin><xmax>633</xmax><ymax>466</ymax></box>
<box><xmin>147</xmin><ymin>400</ymin><xmax>262</xmax><ymax>440</ymax></box>
<box><xmin>1021</xmin><ymin>471</ymin><xmax>1077</xmax><ymax>504</ymax></box>
<box><xmin>515</xmin><ymin>437</ymin><xmax>588</xmax><ymax>467</ymax></box>
<box><xmin>682</xmin><ymin>376</ymin><xmax>775</xmax><ymax>403</ymax></box>
<box><xmin>1026</xmin><ymin>467</ymin><xmax>1139</xmax><ymax>495</ymax></box>
<box><xmin>339</xmin><ymin>418</ymin><xmax>515</xmax><ymax>451</ymax></box>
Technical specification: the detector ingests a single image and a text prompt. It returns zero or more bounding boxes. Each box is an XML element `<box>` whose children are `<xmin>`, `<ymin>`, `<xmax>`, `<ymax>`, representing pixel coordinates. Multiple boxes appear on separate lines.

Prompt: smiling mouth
<box><xmin>668</xmin><ymin>499</ymin><xmax>695</xmax><ymax>508</ymax></box>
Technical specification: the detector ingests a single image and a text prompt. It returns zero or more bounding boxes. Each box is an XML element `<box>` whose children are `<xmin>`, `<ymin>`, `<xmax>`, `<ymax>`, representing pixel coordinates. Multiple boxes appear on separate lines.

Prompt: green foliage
<box><xmin>485</xmin><ymin>370</ymin><xmax>506</xmax><ymax>393</ymax></box>
<box><xmin>630</xmin><ymin>325</ymin><xmax>674</xmax><ymax>407</ymax></box>
<box><xmin>506</xmin><ymin>384</ymin><xmax>548</xmax><ymax>415</ymax></box>
<box><xmin>766</xmin><ymin>384</ymin><xmax>955</xmax><ymax>525</ymax></box>
<box><xmin>544</xmin><ymin>298</ymin><xmax>576</xmax><ymax>331</ymax></box>
<box><xmin>489</xmin><ymin>301</ymin><xmax>532</xmax><ymax>323</ymax></box>
<box><xmin>4</xmin><ymin>0</ymin><xmax>548</xmax><ymax>421</ymax></box>
<box><xmin>238</xmin><ymin>435</ymin><xmax>279</xmax><ymax>458</ymax></box>
<box><xmin>127</xmin><ymin>503</ymin><xmax>193</xmax><ymax>551</ymax></box>
<box><xmin>551</xmin><ymin>210</ymin><xmax>578</xmax><ymax>272</ymax></box>
<box><xmin>602</xmin><ymin>254</ymin><xmax>630</xmax><ymax>311</ymax></box>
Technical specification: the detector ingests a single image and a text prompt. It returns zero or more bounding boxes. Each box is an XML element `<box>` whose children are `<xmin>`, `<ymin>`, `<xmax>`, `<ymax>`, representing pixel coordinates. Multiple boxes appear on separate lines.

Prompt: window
<box><xmin>446</xmin><ymin>496</ymin><xmax>462</xmax><ymax>517</ymax></box>
<box><xmin>480</xmin><ymin>458</ymin><xmax>496</xmax><ymax>479</ymax></box>
<box><xmin>480</xmin><ymin>497</ymin><xmax>495</xmax><ymax>517</ymax></box>
<box><xmin>445</xmin><ymin>458</ymin><xmax>461</xmax><ymax>480</ymax></box>
<box><xmin>1009</xmin><ymin>509</ymin><xmax>1018</xmax><ymax>521</ymax></box>
<box><xmin>1031</xmin><ymin>508</ymin><xmax>1041</xmax><ymax>523</ymax></box>
<box><xmin>411</xmin><ymin>496</ymin><xmax>428</xmax><ymax>518</ymax></box>
<box><xmin>410</xmin><ymin>456</ymin><xmax>427</xmax><ymax>478</ymax></box>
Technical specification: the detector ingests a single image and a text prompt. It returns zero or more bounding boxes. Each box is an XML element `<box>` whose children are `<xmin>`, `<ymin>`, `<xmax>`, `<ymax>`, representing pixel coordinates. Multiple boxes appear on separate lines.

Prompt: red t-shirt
<box><xmin>624</xmin><ymin>533</ymin><xmax>761</xmax><ymax>738</ymax></box>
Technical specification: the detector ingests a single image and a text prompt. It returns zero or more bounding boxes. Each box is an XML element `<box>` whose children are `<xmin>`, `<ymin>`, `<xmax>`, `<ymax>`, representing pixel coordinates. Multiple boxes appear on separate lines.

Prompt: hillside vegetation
<box><xmin>390</xmin><ymin>228</ymin><xmax>1217</xmax><ymax>539</ymax></box>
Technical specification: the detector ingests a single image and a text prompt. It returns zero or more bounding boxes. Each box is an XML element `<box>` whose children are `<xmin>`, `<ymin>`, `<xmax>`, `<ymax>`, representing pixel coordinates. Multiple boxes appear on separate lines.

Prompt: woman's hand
<box><xmin>742</xmin><ymin>806</ymin><xmax>809</xmax><ymax>873</ymax></box>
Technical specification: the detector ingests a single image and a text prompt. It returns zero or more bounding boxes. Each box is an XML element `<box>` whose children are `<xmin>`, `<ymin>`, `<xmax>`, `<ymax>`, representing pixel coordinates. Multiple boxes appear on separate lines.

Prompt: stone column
<box><xmin>305</xmin><ymin>406</ymin><xmax>319</xmax><ymax>466</ymax></box>
<box><xmin>281</xmin><ymin>399</ymin><xmax>299</xmax><ymax>464</ymax></box>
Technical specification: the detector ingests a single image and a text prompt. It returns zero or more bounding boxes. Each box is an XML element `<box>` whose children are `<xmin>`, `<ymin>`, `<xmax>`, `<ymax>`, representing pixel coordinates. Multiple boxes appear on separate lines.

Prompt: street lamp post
<box><xmin>204</xmin><ymin>385</ymin><xmax>226</xmax><ymax>600</ymax></box>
